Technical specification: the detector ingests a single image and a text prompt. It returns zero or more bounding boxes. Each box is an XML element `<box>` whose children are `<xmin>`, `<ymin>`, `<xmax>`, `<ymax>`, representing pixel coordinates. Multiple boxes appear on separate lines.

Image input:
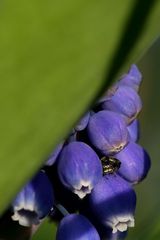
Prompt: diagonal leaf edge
<box><xmin>93</xmin><ymin>0</ymin><xmax>159</xmax><ymax>103</ymax></box>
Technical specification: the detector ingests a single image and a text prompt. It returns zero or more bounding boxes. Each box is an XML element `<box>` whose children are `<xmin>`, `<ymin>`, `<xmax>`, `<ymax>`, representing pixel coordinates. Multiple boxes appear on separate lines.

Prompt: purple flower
<box><xmin>87</xmin><ymin>110</ymin><xmax>129</xmax><ymax>156</ymax></box>
<box><xmin>127</xmin><ymin>119</ymin><xmax>140</xmax><ymax>142</ymax></box>
<box><xmin>115</xmin><ymin>142</ymin><xmax>151</xmax><ymax>184</ymax></box>
<box><xmin>75</xmin><ymin>112</ymin><xmax>90</xmax><ymax>131</ymax></box>
<box><xmin>102</xmin><ymin>86</ymin><xmax>142</xmax><ymax>124</ymax></box>
<box><xmin>57</xmin><ymin>142</ymin><xmax>103</xmax><ymax>199</ymax></box>
<box><xmin>11</xmin><ymin>171</ymin><xmax>54</xmax><ymax>226</ymax></box>
<box><xmin>45</xmin><ymin>142</ymin><xmax>64</xmax><ymax>166</ymax></box>
<box><xmin>88</xmin><ymin>174</ymin><xmax>136</xmax><ymax>233</ymax></box>
<box><xmin>56</xmin><ymin>214</ymin><xmax>100</xmax><ymax>240</ymax></box>
<box><xmin>119</xmin><ymin>64</ymin><xmax>142</xmax><ymax>91</ymax></box>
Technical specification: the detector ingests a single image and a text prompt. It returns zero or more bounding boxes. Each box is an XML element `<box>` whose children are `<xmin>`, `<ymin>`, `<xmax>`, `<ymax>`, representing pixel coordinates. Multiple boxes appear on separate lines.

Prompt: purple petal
<box><xmin>88</xmin><ymin>174</ymin><xmax>136</xmax><ymax>233</ymax></box>
<box><xmin>127</xmin><ymin>119</ymin><xmax>140</xmax><ymax>142</ymax></box>
<box><xmin>75</xmin><ymin>112</ymin><xmax>90</xmax><ymax>131</ymax></box>
<box><xmin>119</xmin><ymin>64</ymin><xmax>142</xmax><ymax>91</ymax></box>
<box><xmin>102</xmin><ymin>86</ymin><xmax>142</xmax><ymax>124</ymax></box>
<box><xmin>58</xmin><ymin>142</ymin><xmax>103</xmax><ymax>198</ymax></box>
<box><xmin>87</xmin><ymin>110</ymin><xmax>129</xmax><ymax>156</ymax></box>
<box><xmin>12</xmin><ymin>171</ymin><xmax>54</xmax><ymax>226</ymax></box>
<box><xmin>45</xmin><ymin>142</ymin><xmax>64</xmax><ymax>166</ymax></box>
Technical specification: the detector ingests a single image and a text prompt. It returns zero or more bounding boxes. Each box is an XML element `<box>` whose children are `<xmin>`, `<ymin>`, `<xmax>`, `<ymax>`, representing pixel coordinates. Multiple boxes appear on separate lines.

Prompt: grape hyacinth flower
<box><xmin>11</xmin><ymin>171</ymin><xmax>54</xmax><ymax>227</ymax></box>
<box><xmin>56</xmin><ymin>214</ymin><xmax>100</xmax><ymax>240</ymax></box>
<box><xmin>88</xmin><ymin>174</ymin><xmax>136</xmax><ymax>234</ymax></box>
<box><xmin>58</xmin><ymin>141</ymin><xmax>103</xmax><ymax>199</ymax></box>
<box><xmin>115</xmin><ymin>142</ymin><xmax>151</xmax><ymax>184</ymax></box>
<box><xmin>87</xmin><ymin>110</ymin><xmax>129</xmax><ymax>156</ymax></box>
<box><xmin>102</xmin><ymin>85</ymin><xmax>142</xmax><ymax>124</ymax></box>
<box><xmin>7</xmin><ymin>64</ymin><xmax>150</xmax><ymax>240</ymax></box>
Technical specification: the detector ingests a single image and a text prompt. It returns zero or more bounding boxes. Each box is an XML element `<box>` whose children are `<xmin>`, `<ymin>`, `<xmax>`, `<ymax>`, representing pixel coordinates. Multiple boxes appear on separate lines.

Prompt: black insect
<box><xmin>101</xmin><ymin>156</ymin><xmax>121</xmax><ymax>175</ymax></box>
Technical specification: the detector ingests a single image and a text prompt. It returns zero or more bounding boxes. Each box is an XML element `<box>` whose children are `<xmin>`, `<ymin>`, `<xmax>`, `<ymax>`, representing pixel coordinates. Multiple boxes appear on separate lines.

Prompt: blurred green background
<box><xmin>128</xmin><ymin>37</ymin><xmax>160</xmax><ymax>240</ymax></box>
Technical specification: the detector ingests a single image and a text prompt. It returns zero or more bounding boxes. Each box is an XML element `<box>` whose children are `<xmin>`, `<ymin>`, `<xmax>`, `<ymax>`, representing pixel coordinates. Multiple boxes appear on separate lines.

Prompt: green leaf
<box><xmin>32</xmin><ymin>219</ymin><xmax>56</xmax><ymax>240</ymax></box>
<box><xmin>0</xmin><ymin>0</ymin><xmax>160</xmax><ymax>215</ymax></box>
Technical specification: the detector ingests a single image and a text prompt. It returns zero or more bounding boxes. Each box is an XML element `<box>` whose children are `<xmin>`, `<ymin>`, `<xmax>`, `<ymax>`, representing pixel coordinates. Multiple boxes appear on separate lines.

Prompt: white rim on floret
<box><xmin>106</xmin><ymin>214</ymin><xmax>135</xmax><ymax>233</ymax></box>
<box><xmin>12</xmin><ymin>202</ymin><xmax>40</xmax><ymax>227</ymax></box>
<box><xmin>73</xmin><ymin>180</ymin><xmax>93</xmax><ymax>199</ymax></box>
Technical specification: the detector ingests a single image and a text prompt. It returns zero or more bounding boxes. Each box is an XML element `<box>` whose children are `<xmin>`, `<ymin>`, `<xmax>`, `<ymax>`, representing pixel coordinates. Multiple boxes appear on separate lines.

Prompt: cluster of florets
<box><xmin>11</xmin><ymin>65</ymin><xmax>151</xmax><ymax>240</ymax></box>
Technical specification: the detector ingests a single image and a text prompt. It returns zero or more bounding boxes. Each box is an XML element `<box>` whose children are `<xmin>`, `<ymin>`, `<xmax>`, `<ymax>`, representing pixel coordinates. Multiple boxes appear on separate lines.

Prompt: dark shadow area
<box><xmin>0</xmin><ymin>209</ymin><xmax>32</xmax><ymax>240</ymax></box>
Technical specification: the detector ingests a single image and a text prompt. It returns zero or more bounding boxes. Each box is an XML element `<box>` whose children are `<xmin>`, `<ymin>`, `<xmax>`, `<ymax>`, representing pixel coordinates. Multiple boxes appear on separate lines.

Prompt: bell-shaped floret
<box><xmin>88</xmin><ymin>174</ymin><xmax>136</xmax><ymax>234</ymax></box>
<box><xmin>45</xmin><ymin>142</ymin><xmax>64</xmax><ymax>166</ymax></box>
<box><xmin>58</xmin><ymin>142</ymin><xmax>103</xmax><ymax>199</ymax></box>
<box><xmin>87</xmin><ymin>110</ymin><xmax>129</xmax><ymax>156</ymax></box>
<box><xmin>12</xmin><ymin>171</ymin><xmax>54</xmax><ymax>226</ymax></box>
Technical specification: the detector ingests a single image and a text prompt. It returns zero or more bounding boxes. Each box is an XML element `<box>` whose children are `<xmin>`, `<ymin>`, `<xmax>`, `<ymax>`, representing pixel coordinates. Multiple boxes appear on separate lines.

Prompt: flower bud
<box><xmin>119</xmin><ymin>64</ymin><xmax>142</xmax><ymax>91</ymax></box>
<box><xmin>58</xmin><ymin>142</ymin><xmax>103</xmax><ymax>199</ymax></box>
<box><xmin>11</xmin><ymin>171</ymin><xmax>54</xmax><ymax>226</ymax></box>
<box><xmin>88</xmin><ymin>174</ymin><xmax>136</xmax><ymax>234</ymax></box>
<box><xmin>75</xmin><ymin>112</ymin><xmax>90</xmax><ymax>131</ymax></box>
<box><xmin>56</xmin><ymin>214</ymin><xmax>100</xmax><ymax>240</ymax></box>
<box><xmin>45</xmin><ymin>142</ymin><xmax>64</xmax><ymax>166</ymax></box>
<box><xmin>115</xmin><ymin>142</ymin><xmax>151</xmax><ymax>184</ymax></box>
<box><xmin>87</xmin><ymin>110</ymin><xmax>129</xmax><ymax>156</ymax></box>
<box><xmin>102</xmin><ymin>86</ymin><xmax>142</xmax><ymax>124</ymax></box>
<box><xmin>127</xmin><ymin>119</ymin><xmax>140</xmax><ymax>142</ymax></box>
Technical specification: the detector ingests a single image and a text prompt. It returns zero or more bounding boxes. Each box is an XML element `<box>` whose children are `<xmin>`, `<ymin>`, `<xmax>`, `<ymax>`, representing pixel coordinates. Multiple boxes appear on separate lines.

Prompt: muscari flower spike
<box><xmin>115</xmin><ymin>142</ymin><xmax>151</xmax><ymax>184</ymax></box>
<box><xmin>11</xmin><ymin>171</ymin><xmax>54</xmax><ymax>227</ymax></box>
<box><xmin>56</xmin><ymin>213</ymin><xmax>100</xmax><ymax>240</ymax></box>
<box><xmin>57</xmin><ymin>141</ymin><xmax>103</xmax><ymax>199</ymax></box>
<box><xmin>102</xmin><ymin>85</ymin><xmax>142</xmax><ymax>124</ymax></box>
<box><xmin>119</xmin><ymin>64</ymin><xmax>142</xmax><ymax>91</ymax></box>
<box><xmin>87</xmin><ymin>110</ymin><xmax>129</xmax><ymax>156</ymax></box>
<box><xmin>127</xmin><ymin>119</ymin><xmax>140</xmax><ymax>142</ymax></box>
<box><xmin>88</xmin><ymin>174</ymin><xmax>136</xmax><ymax>234</ymax></box>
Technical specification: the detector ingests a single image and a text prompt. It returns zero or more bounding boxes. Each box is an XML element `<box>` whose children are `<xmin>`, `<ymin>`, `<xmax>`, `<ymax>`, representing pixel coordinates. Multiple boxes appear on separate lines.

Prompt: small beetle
<box><xmin>101</xmin><ymin>156</ymin><xmax>121</xmax><ymax>175</ymax></box>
